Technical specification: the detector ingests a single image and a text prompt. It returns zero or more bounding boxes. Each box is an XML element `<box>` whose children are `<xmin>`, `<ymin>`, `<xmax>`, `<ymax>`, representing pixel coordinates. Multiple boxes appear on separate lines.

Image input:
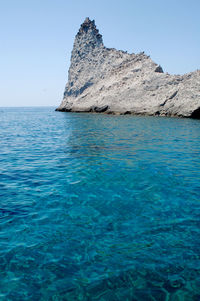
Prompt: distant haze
<box><xmin>1</xmin><ymin>0</ymin><xmax>200</xmax><ymax>107</ymax></box>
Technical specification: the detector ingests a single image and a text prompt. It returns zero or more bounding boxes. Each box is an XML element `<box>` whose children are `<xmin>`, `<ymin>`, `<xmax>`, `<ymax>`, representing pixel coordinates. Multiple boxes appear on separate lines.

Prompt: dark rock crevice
<box><xmin>90</xmin><ymin>105</ymin><xmax>109</xmax><ymax>113</ymax></box>
<box><xmin>160</xmin><ymin>90</ymin><xmax>178</xmax><ymax>107</ymax></box>
<box><xmin>191</xmin><ymin>107</ymin><xmax>200</xmax><ymax>119</ymax></box>
<box><xmin>64</xmin><ymin>82</ymin><xmax>93</xmax><ymax>97</ymax></box>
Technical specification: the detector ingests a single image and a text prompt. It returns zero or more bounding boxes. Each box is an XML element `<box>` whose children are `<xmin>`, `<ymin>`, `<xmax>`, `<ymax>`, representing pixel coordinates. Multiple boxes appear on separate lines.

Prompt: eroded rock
<box><xmin>57</xmin><ymin>18</ymin><xmax>200</xmax><ymax>119</ymax></box>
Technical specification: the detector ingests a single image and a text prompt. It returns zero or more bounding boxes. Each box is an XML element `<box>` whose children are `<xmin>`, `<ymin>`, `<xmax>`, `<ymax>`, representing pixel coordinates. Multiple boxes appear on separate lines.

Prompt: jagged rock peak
<box><xmin>79</xmin><ymin>17</ymin><xmax>96</xmax><ymax>32</ymax></box>
<box><xmin>76</xmin><ymin>17</ymin><xmax>103</xmax><ymax>46</ymax></box>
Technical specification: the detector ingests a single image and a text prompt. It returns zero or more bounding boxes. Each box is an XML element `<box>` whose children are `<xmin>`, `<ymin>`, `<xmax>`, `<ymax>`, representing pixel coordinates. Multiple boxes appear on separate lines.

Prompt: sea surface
<box><xmin>0</xmin><ymin>107</ymin><xmax>200</xmax><ymax>300</ymax></box>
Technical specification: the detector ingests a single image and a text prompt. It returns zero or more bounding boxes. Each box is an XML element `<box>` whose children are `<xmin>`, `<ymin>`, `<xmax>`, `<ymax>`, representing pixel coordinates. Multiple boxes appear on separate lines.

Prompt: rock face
<box><xmin>56</xmin><ymin>17</ymin><xmax>200</xmax><ymax>118</ymax></box>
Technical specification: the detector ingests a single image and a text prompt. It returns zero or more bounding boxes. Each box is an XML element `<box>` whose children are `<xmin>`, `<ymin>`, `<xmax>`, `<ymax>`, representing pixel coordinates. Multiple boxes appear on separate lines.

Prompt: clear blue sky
<box><xmin>1</xmin><ymin>0</ymin><xmax>200</xmax><ymax>107</ymax></box>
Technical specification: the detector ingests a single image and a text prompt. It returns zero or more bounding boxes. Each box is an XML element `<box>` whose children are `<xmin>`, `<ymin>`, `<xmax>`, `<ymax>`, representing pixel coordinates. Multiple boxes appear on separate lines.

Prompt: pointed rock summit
<box><xmin>57</xmin><ymin>18</ymin><xmax>200</xmax><ymax>118</ymax></box>
<box><xmin>77</xmin><ymin>17</ymin><xmax>103</xmax><ymax>45</ymax></box>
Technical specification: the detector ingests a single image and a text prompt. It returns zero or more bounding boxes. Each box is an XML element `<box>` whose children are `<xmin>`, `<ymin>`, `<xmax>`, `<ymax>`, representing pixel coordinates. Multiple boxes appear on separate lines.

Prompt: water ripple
<box><xmin>0</xmin><ymin>108</ymin><xmax>199</xmax><ymax>300</ymax></box>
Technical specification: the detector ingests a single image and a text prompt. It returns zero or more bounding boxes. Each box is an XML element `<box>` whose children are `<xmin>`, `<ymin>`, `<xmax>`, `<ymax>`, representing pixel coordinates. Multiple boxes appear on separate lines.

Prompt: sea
<box><xmin>0</xmin><ymin>107</ymin><xmax>200</xmax><ymax>300</ymax></box>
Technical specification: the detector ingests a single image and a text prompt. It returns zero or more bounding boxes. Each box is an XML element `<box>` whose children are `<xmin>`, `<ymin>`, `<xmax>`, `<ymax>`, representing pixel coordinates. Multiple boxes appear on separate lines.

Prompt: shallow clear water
<box><xmin>0</xmin><ymin>107</ymin><xmax>200</xmax><ymax>300</ymax></box>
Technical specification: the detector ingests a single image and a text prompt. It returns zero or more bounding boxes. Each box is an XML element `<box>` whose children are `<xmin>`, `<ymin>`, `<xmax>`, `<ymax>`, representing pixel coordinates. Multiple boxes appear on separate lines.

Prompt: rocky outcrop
<box><xmin>56</xmin><ymin>17</ymin><xmax>200</xmax><ymax>118</ymax></box>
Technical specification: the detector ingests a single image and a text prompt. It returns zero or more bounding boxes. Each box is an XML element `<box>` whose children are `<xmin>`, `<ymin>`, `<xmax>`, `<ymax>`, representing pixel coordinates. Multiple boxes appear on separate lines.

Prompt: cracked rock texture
<box><xmin>56</xmin><ymin>17</ymin><xmax>200</xmax><ymax>118</ymax></box>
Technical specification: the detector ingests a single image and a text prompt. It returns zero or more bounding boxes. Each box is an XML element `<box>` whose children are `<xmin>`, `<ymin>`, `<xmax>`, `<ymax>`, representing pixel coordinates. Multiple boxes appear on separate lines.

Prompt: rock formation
<box><xmin>56</xmin><ymin>17</ymin><xmax>200</xmax><ymax>118</ymax></box>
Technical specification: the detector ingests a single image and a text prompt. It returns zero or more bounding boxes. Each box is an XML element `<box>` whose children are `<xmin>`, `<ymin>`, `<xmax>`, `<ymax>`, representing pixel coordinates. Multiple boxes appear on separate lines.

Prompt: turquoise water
<box><xmin>0</xmin><ymin>107</ymin><xmax>200</xmax><ymax>300</ymax></box>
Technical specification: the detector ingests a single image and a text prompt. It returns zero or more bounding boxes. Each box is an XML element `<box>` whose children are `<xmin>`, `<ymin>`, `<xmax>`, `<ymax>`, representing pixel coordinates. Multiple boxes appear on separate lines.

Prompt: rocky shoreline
<box><xmin>56</xmin><ymin>18</ymin><xmax>200</xmax><ymax>119</ymax></box>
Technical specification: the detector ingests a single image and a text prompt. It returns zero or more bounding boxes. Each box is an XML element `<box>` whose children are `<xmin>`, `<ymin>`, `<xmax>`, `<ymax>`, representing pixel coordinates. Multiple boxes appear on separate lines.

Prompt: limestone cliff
<box><xmin>56</xmin><ymin>17</ymin><xmax>200</xmax><ymax>118</ymax></box>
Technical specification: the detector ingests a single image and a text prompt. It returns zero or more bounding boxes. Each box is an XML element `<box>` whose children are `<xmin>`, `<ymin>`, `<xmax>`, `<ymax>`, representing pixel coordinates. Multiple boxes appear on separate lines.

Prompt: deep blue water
<box><xmin>0</xmin><ymin>107</ymin><xmax>200</xmax><ymax>300</ymax></box>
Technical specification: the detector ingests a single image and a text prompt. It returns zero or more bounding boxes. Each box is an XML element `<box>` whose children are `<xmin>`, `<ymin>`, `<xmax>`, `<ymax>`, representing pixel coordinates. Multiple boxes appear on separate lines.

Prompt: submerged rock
<box><xmin>56</xmin><ymin>18</ymin><xmax>200</xmax><ymax>118</ymax></box>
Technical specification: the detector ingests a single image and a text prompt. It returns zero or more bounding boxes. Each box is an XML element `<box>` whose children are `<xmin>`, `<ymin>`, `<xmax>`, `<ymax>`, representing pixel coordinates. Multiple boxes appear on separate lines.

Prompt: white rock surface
<box><xmin>56</xmin><ymin>18</ymin><xmax>200</xmax><ymax>118</ymax></box>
